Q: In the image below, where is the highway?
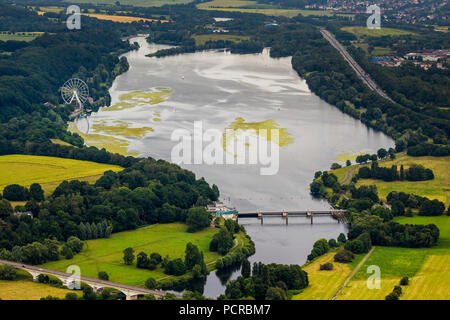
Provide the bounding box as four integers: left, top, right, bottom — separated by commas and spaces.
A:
320, 29, 394, 103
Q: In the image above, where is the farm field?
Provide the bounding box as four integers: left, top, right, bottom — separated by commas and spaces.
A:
82, 13, 169, 23
33, 6, 64, 13
0, 32, 43, 42
0, 155, 122, 195
41, 223, 221, 287
193, 34, 250, 45
336, 215, 450, 300
0, 271, 81, 300
197, 0, 352, 18
62, 0, 193, 7
292, 250, 365, 300
341, 26, 416, 38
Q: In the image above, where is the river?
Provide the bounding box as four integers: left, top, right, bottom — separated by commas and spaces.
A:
78, 36, 394, 297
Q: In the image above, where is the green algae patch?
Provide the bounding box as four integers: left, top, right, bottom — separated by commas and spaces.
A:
106, 88, 173, 112
152, 111, 162, 122
68, 122, 138, 156
335, 151, 364, 162
93, 120, 154, 139
223, 117, 293, 148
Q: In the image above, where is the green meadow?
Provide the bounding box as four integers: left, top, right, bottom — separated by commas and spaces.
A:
41, 223, 221, 287
341, 26, 416, 38
336, 215, 450, 300
331, 154, 450, 205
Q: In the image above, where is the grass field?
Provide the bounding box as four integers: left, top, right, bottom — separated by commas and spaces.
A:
62, 0, 192, 7
83, 13, 169, 23
396, 216, 450, 250
331, 154, 450, 205
0, 271, 81, 300
33, 6, 65, 13
341, 26, 416, 38
0, 32, 43, 42
197, 0, 351, 18
356, 155, 450, 206
0, 155, 122, 195
192, 34, 250, 46
41, 223, 221, 287
292, 251, 365, 300
335, 215, 450, 300
50, 138, 75, 147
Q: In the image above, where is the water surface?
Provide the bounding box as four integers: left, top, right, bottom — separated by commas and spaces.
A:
86, 36, 394, 298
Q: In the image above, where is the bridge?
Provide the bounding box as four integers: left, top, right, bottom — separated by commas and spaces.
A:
235, 210, 346, 224
0, 259, 179, 300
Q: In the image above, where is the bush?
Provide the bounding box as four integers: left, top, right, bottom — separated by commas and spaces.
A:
337, 233, 347, 243
3, 184, 29, 201
334, 250, 354, 263
385, 292, 399, 300
345, 239, 365, 254
186, 207, 212, 232
0, 264, 17, 280
319, 262, 334, 270
164, 258, 187, 276
150, 253, 162, 264
400, 276, 409, 286
393, 285, 402, 296
38, 274, 50, 283
307, 238, 329, 261
265, 287, 287, 300
65, 293, 78, 300
145, 277, 157, 289
66, 236, 84, 254
328, 239, 339, 248
419, 199, 445, 216
98, 271, 109, 281
136, 252, 149, 269
61, 244, 74, 259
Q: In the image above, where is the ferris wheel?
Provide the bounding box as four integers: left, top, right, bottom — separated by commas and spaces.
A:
61, 78, 90, 133
61, 78, 89, 108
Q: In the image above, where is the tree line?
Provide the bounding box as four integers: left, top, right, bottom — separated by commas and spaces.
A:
358, 162, 434, 182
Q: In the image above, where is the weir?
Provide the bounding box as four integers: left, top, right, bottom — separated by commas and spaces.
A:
235, 210, 346, 225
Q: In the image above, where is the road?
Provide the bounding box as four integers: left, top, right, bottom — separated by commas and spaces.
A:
330, 246, 376, 300
0, 259, 178, 298
340, 166, 357, 185
320, 29, 394, 103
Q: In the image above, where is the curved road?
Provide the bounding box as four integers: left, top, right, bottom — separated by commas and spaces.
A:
340, 166, 357, 185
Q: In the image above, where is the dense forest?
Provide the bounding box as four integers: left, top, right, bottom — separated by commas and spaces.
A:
0, 159, 219, 257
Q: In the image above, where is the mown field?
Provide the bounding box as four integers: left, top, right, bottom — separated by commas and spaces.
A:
0, 155, 122, 195
0, 270, 81, 300
292, 215, 450, 300
336, 216, 450, 300
292, 250, 365, 300
341, 26, 416, 38
193, 34, 250, 46
41, 223, 221, 287
332, 154, 450, 206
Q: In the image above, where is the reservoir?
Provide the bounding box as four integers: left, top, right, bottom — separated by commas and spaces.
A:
75, 36, 394, 297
